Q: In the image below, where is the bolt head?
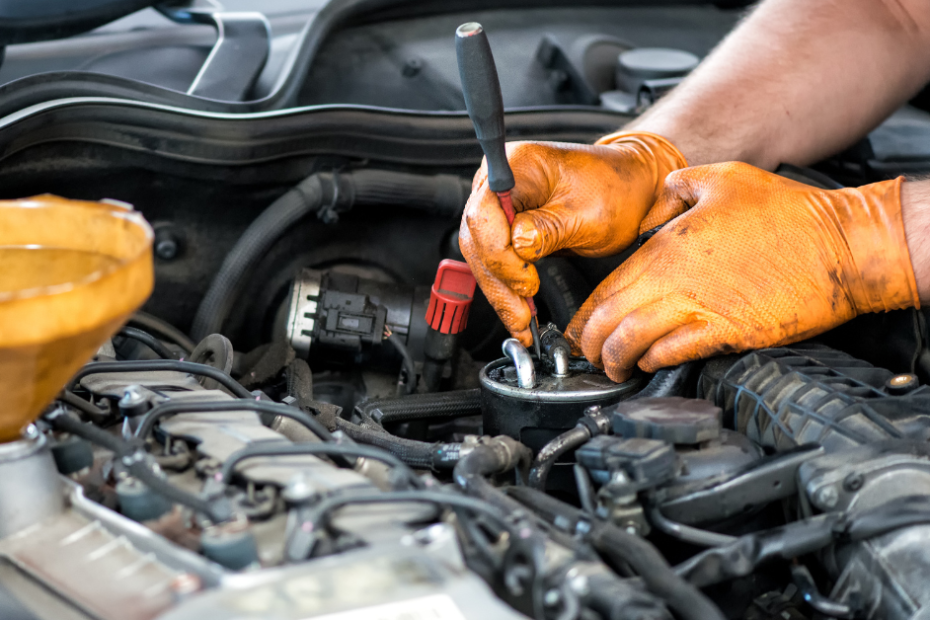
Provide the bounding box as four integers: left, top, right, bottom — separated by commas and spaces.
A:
843, 472, 864, 493
22, 424, 39, 440
402, 58, 423, 77
817, 485, 839, 508
155, 239, 178, 260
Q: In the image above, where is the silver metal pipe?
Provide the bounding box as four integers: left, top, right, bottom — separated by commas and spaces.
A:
501, 338, 535, 389
0, 429, 64, 539
552, 346, 570, 377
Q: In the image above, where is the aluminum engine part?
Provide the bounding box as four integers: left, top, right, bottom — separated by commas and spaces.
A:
6, 369, 439, 618
799, 441, 930, 619
0, 479, 225, 620
157, 529, 527, 620
0, 431, 64, 539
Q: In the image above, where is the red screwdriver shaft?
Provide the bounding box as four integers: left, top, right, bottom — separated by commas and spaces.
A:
496, 190, 539, 319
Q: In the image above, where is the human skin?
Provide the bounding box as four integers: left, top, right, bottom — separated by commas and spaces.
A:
462, 0, 930, 373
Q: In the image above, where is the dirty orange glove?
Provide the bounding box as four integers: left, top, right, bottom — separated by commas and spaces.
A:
459, 131, 687, 346
566, 162, 921, 382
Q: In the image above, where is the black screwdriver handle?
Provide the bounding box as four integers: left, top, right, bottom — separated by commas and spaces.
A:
455, 22, 515, 194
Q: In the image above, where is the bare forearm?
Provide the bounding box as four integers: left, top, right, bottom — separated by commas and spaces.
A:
902, 179, 930, 304
628, 0, 930, 169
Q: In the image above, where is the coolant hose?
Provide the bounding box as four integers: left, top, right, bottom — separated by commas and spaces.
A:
527, 426, 591, 490
191, 170, 468, 340
358, 389, 482, 426
453, 437, 533, 499
630, 361, 697, 400
192, 174, 324, 341
528, 406, 610, 490
333, 417, 460, 470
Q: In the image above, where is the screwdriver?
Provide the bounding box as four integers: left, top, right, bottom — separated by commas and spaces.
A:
455, 21, 542, 358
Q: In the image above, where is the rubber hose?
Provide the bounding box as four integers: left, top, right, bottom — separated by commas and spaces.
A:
630, 361, 697, 401
334, 417, 449, 470
506, 486, 724, 620
134, 399, 335, 444
347, 169, 469, 218
129, 311, 196, 354
191, 170, 467, 341
454, 439, 533, 500
118, 326, 176, 359
590, 525, 726, 620
285, 358, 314, 405
219, 442, 424, 489
46, 413, 231, 523
58, 390, 108, 422
69, 360, 252, 399
191, 174, 324, 340
534, 257, 590, 329
359, 389, 482, 426
527, 426, 591, 490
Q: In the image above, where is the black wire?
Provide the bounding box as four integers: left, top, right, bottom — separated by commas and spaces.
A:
117, 326, 176, 359
573, 464, 597, 516
45, 410, 231, 523
128, 311, 196, 354
646, 503, 737, 547
220, 442, 424, 489
134, 399, 335, 444
506, 486, 725, 620
58, 390, 108, 422
68, 360, 252, 399
308, 490, 517, 539
386, 333, 417, 394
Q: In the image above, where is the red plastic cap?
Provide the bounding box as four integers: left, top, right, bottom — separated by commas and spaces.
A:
426, 259, 477, 334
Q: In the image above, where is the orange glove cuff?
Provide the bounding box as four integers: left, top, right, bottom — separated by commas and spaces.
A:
836, 177, 920, 313
595, 131, 689, 199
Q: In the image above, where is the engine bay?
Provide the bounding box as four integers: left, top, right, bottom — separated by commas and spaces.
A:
5, 2, 930, 620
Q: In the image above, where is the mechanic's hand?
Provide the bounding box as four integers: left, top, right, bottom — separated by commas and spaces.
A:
459, 131, 687, 346
566, 162, 920, 382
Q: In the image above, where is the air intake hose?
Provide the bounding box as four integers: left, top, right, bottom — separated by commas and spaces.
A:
191, 170, 468, 341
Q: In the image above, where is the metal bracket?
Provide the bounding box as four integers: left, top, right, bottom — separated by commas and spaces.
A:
158, 1, 270, 101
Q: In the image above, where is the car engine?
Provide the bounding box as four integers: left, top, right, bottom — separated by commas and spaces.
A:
4, 2, 930, 620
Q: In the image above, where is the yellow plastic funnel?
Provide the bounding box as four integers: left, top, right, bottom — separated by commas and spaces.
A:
0, 195, 153, 442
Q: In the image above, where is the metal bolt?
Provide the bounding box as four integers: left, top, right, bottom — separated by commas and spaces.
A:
153, 226, 182, 261
155, 238, 178, 260
885, 373, 919, 395
402, 57, 423, 77
567, 572, 590, 596
843, 472, 864, 492
22, 424, 39, 440
282, 473, 317, 504
816, 485, 839, 509
544, 589, 561, 606
120, 385, 146, 408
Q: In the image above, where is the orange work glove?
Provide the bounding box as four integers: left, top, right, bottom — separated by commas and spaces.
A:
566, 162, 921, 382
459, 131, 687, 346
